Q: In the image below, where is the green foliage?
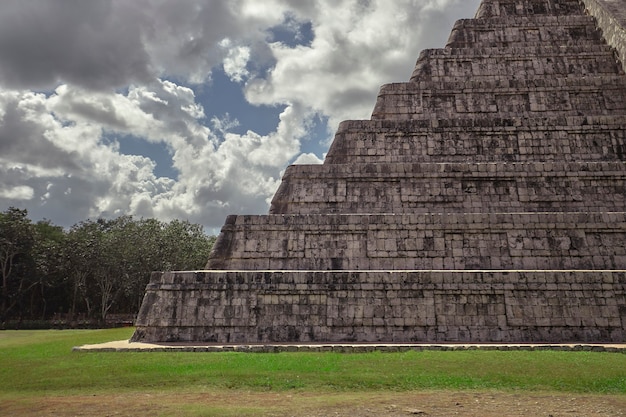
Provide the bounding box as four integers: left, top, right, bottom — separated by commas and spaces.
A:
0, 208, 215, 324
0, 208, 36, 321
1, 329, 626, 395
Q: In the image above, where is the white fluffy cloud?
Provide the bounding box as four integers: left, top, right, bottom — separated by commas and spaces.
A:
0, 0, 481, 231
246, 0, 480, 132
220, 39, 252, 83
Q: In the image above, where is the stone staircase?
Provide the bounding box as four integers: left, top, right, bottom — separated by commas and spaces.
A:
132, 0, 626, 344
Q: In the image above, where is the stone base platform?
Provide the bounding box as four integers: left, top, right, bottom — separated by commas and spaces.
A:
132, 270, 626, 345
73, 340, 626, 354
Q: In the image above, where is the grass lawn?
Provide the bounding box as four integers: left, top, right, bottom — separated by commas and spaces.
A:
1, 328, 625, 416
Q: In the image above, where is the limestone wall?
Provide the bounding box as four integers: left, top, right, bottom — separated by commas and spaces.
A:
446, 15, 602, 48
372, 77, 626, 120
270, 162, 626, 215
206, 212, 626, 271
475, 0, 584, 18
133, 270, 626, 344
324, 117, 626, 164
410, 45, 622, 83
583, 0, 626, 73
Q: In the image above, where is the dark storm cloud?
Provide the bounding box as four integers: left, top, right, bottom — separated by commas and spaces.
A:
0, 0, 265, 91
0, 0, 153, 90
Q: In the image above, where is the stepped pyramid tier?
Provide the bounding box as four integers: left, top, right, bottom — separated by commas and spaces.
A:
132, 0, 626, 344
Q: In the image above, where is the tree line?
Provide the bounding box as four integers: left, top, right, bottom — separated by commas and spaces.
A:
0, 207, 215, 327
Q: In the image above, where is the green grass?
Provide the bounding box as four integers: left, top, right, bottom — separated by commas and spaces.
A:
1, 328, 625, 395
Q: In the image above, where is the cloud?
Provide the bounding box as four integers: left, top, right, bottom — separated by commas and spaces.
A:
0, 90, 81, 174
246, 0, 480, 131
0, 86, 174, 224
292, 153, 324, 165
0, 0, 284, 90
0, 0, 481, 231
159, 101, 310, 227
0, 185, 34, 201
0, 78, 308, 230
0, 1, 153, 90
220, 39, 252, 83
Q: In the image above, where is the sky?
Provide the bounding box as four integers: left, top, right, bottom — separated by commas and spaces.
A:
0, 0, 481, 234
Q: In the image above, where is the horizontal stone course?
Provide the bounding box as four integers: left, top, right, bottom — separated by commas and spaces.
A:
410, 47, 623, 82
372, 76, 626, 120
446, 15, 602, 48
336, 115, 626, 131
476, 0, 585, 18
132, 270, 626, 344
414, 44, 616, 60
206, 212, 626, 271
270, 161, 626, 215
325, 116, 626, 163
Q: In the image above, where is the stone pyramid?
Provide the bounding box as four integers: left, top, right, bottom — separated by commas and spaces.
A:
132, 0, 626, 344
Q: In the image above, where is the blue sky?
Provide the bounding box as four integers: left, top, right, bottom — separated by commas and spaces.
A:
0, 0, 481, 233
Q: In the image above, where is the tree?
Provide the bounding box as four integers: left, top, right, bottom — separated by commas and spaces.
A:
99, 217, 216, 317
159, 220, 216, 271
0, 207, 35, 322
97, 216, 138, 320
64, 220, 103, 319
115, 217, 165, 314
0, 209, 216, 324
31, 220, 68, 319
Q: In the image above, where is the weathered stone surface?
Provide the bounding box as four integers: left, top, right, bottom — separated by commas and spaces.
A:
410, 46, 623, 83
476, 0, 586, 17
372, 77, 626, 120
446, 15, 604, 48
132, 0, 626, 344
324, 117, 626, 164
133, 271, 626, 343
205, 212, 626, 271
270, 162, 626, 214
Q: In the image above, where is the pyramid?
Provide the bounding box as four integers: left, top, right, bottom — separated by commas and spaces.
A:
132, 0, 626, 344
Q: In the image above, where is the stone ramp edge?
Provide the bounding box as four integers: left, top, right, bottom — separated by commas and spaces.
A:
73, 340, 626, 353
